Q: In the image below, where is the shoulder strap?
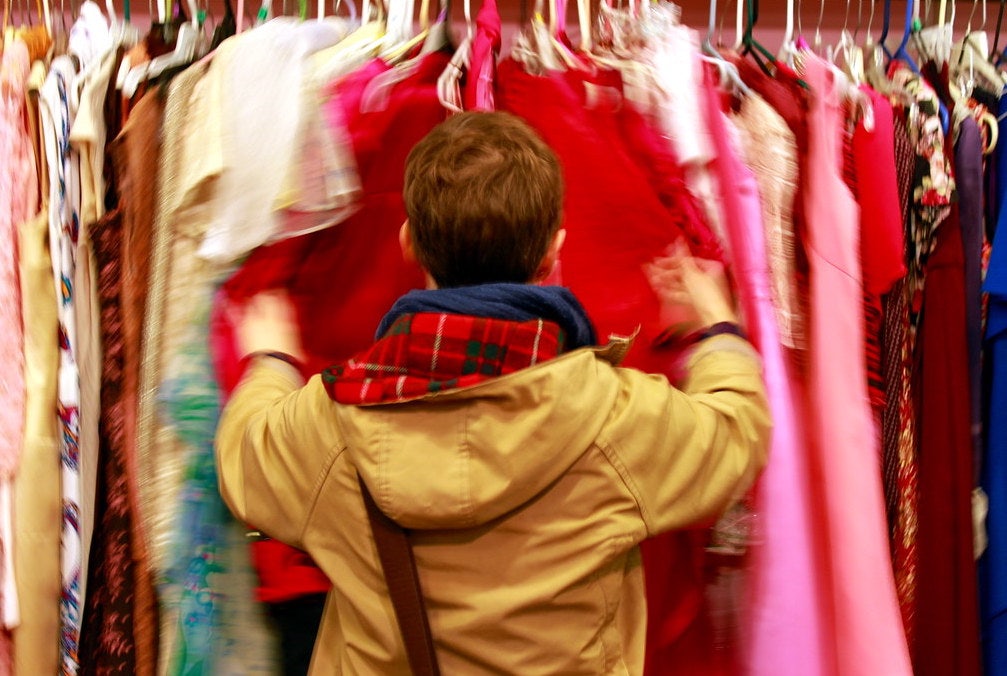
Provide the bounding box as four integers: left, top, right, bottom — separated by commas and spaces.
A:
358, 475, 441, 676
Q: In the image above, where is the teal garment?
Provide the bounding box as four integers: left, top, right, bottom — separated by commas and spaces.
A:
159, 301, 227, 676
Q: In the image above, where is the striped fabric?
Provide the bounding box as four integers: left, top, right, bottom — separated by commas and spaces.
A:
40, 57, 83, 676
882, 117, 921, 644
323, 312, 566, 405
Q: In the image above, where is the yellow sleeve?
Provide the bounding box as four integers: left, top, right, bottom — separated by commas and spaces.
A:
214, 359, 345, 547
602, 334, 772, 535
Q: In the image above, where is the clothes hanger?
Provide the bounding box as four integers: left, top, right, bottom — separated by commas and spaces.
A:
888, 0, 921, 68
210, 0, 234, 47
334, 0, 356, 22
436, 0, 475, 111
988, 0, 1007, 63
954, 0, 1005, 84
740, 0, 776, 75
852, 0, 869, 74
731, 0, 742, 50
880, 0, 894, 55
547, 0, 582, 68
833, 0, 866, 84
813, 0, 825, 54
990, 0, 1003, 59
703, 0, 752, 96
121, 0, 198, 95
779, 0, 800, 65
890, 0, 953, 133
380, 0, 428, 62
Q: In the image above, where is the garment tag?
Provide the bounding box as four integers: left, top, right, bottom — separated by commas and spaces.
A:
583, 81, 622, 112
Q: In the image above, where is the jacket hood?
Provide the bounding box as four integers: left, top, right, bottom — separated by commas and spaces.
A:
335, 347, 625, 529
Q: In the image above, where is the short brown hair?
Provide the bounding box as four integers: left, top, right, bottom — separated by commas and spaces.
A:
403, 112, 564, 288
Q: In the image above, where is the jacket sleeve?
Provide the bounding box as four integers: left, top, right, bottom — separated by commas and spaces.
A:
602, 334, 771, 536
214, 359, 344, 548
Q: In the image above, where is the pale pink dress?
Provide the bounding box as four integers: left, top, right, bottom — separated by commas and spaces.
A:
801, 55, 912, 675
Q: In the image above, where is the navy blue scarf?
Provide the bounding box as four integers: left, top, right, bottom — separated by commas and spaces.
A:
376, 284, 598, 349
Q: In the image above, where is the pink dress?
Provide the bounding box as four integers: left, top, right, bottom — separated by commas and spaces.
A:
700, 77, 830, 675
801, 56, 912, 676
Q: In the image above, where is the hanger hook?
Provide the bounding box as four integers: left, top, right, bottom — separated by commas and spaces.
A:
815, 0, 824, 50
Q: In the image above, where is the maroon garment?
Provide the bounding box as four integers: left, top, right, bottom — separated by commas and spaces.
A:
496, 59, 727, 675
78, 209, 139, 676
913, 186, 982, 676
461, 0, 500, 112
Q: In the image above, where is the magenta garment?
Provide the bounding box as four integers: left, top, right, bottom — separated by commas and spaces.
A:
801, 57, 912, 675
698, 75, 830, 676
461, 0, 500, 112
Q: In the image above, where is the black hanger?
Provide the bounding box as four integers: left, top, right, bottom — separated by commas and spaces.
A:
211, 0, 235, 49
991, 0, 1005, 61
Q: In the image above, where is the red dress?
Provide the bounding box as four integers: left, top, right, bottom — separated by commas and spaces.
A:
211, 52, 450, 602
497, 58, 727, 675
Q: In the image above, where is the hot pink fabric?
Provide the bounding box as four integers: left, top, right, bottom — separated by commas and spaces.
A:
699, 71, 830, 676
801, 56, 912, 676
462, 0, 500, 112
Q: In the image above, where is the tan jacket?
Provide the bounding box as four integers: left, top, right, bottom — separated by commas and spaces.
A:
215, 334, 770, 675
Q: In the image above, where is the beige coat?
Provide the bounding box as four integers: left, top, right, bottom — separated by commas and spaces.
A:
215, 334, 771, 675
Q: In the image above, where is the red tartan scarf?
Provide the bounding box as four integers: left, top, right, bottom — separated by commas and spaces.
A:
322, 312, 567, 404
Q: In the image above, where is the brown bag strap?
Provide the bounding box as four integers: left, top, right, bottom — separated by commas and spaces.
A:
358, 475, 441, 676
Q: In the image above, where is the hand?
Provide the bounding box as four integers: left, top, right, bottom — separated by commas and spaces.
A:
644, 240, 737, 335
231, 290, 305, 362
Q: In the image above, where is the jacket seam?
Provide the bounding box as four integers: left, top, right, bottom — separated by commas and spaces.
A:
462, 408, 474, 527
595, 437, 655, 536
299, 443, 347, 543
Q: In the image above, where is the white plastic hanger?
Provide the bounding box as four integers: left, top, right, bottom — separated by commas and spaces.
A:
121, 1, 199, 96
703, 0, 751, 97
436, 0, 474, 112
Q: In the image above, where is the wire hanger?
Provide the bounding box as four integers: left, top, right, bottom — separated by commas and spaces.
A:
779, 0, 800, 65
741, 0, 776, 74
991, 0, 1003, 59
732, 0, 744, 51
833, 0, 867, 83
812, 0, 824, 53
703, 0, 752, 96
121, 0, 198, 95
888, 0, 921, 68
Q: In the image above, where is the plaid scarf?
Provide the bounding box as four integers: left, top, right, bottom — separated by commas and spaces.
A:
322, 313, 567, 404
324, 285, 595, 404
